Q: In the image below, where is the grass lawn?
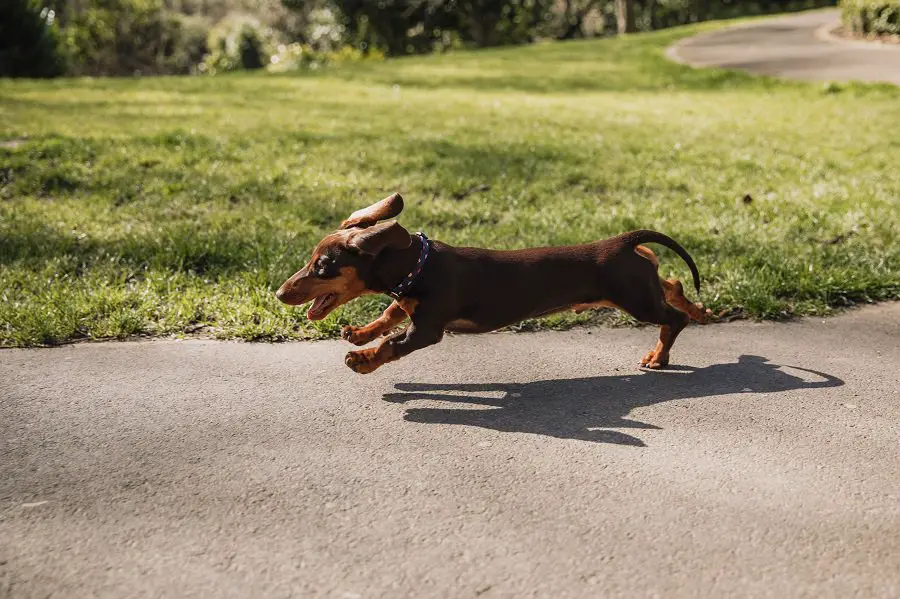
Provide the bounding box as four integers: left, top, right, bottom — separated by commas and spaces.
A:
2, 17, 899, 347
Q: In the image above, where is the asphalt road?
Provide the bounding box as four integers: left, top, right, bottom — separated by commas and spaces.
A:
3, 304, 900, 597
670, 10, 900, 86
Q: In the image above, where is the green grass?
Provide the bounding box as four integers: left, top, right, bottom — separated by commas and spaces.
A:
2, 17, 899, 346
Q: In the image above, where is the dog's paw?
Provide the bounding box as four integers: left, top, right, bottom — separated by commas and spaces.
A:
341, 325, 377, 346
640, 349, 669, 369
695, 303, 714, 325
345, 348, 381, 374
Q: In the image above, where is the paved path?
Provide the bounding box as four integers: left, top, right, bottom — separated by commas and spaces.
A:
3, 304, 900, 597
670, 10, 900, 85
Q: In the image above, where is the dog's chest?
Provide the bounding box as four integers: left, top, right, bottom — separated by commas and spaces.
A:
444, 318, 495, 334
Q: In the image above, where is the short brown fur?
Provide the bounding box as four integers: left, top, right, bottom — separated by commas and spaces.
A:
277, 193, 712, 373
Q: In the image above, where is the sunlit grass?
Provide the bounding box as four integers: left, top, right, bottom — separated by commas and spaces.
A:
1, 17, 898, 346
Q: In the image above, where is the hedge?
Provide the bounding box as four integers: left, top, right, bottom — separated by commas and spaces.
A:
841, 0, 900, 35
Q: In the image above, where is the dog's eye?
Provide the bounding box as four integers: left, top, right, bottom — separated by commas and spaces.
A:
314, 258, 335, 278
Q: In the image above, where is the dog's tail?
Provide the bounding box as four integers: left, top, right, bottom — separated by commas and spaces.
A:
620, 230, 701, 293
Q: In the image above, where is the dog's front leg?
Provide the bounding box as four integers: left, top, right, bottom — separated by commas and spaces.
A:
345, 319, 444, 374
341, 301, 408, 346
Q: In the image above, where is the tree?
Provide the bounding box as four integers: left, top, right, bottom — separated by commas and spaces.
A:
456, 0, 507, 47
0, 0, 67, 77
615, 0, 635, 33
431, 0, 550, 49
693, 0, 710, 22
557, 0, 601, 39
326, 0, 455, 55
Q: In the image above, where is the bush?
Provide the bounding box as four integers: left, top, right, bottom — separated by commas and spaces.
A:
63, 0, 200, 76
168, 14, 212, 74
201, 13, 280, 74
304, 6, 347, 51
841, 0, 900, 35
0, 0, 66, 77
333, 0, 463, 55
266, 42, 383, 72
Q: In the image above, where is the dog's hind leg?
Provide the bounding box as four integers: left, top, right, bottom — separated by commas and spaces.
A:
640, 315, 688, 368
635, 300, 690, 369
605, 261, 690, 369
661, 278, 712, 324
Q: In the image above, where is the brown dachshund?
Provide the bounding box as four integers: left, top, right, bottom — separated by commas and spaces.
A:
276, 193, 711, 374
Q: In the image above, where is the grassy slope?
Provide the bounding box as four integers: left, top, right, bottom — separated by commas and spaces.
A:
1, 19, 899, 346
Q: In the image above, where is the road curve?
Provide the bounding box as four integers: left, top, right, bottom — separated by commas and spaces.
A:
670, 10, 900, 86
3, 304, 900, 597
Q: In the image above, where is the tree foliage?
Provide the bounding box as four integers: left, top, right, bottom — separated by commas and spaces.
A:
1, 0, 838, 76
0, 0, 67, 77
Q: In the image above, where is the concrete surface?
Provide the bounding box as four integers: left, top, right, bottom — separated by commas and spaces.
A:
669, 10, 900, 86
2, 304, 900, 598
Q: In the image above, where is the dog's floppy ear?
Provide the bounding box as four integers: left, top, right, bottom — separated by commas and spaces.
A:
341, 192, 404, 229
348, 221, 411, 256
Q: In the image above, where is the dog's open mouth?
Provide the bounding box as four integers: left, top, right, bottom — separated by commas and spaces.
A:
307, 293, 338, 320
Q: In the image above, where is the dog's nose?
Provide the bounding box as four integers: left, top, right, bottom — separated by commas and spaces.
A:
275, 287, 287, 302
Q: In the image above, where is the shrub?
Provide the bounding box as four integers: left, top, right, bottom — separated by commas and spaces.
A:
62, 0, 197, 76
841, 0, 900, 35
0, 0, 66, 77
201, 13, 280, 74
331, 0, 462, 55
305, 6, 347, 51
168, 14, 212, 74
266, 42, 383, 72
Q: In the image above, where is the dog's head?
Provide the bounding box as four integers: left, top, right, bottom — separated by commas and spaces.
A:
275, 192, 412, 320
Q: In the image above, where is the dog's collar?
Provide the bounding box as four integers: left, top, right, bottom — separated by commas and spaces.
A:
389, 232, 430, 299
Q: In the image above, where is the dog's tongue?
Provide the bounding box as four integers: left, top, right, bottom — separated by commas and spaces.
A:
307, 294, 335, 320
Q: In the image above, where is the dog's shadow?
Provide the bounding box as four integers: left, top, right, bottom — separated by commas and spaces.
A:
383, 355, 844, 446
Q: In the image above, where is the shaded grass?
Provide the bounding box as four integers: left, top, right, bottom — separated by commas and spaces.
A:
1, 14, 899, 346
